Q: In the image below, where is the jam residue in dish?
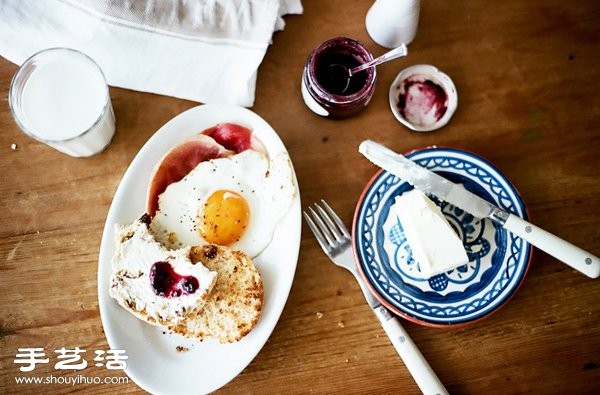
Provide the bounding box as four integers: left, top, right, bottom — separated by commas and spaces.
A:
150, 261, 199, 297
396, 77, 448, 127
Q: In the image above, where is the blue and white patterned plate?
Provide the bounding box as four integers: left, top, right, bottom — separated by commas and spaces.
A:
352, 147, 532, 327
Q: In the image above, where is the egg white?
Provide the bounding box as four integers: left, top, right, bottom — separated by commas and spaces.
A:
150, 149, 295, 258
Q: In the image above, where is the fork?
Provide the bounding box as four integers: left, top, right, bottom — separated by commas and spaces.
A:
304, 200, 448, 395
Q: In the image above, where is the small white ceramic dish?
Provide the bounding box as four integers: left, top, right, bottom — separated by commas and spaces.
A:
389, 64, 458, 132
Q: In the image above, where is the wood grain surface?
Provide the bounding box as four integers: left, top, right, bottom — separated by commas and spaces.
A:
1, 0, 599, 394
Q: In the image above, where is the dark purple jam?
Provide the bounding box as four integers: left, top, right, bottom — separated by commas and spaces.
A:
315, 51, 368, 95
397, 78, 448, 126
303, 37, 376, 118
149, 261, 199, 298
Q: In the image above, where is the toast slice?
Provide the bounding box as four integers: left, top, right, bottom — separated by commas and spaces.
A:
169, 244, 264, 343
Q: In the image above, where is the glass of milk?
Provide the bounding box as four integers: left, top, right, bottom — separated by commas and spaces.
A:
9, 48, 116, 157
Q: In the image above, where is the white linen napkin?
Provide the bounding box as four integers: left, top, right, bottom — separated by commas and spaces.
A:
0, 0, 302, 107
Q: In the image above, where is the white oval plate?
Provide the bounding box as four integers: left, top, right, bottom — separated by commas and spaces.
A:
97, 104, 301, 394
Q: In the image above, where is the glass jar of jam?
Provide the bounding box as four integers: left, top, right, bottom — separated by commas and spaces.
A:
301, 37, 377, 118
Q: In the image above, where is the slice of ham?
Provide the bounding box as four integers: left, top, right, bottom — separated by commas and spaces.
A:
202, 123, 268, 157
146, 123, 266, 217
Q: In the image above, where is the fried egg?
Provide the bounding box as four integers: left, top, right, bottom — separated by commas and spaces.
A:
150, 149, 295, 258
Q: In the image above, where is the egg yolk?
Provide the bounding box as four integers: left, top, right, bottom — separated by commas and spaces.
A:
198, 190, 250, 246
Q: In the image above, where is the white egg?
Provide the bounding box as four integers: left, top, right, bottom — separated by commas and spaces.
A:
150, 149, 295, 258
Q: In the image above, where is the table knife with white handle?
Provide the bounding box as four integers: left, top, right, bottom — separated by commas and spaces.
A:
359, 140, 599, 279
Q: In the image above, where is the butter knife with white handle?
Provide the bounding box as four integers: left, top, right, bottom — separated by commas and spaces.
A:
359, 140, 600, 279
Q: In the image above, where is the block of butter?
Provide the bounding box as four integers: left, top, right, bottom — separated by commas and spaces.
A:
392, 189, 469, 278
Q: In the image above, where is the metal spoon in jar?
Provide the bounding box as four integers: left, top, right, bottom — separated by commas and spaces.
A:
328, 43, 408, 94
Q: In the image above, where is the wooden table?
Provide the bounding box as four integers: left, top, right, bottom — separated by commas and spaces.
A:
1, 1, 599, 393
